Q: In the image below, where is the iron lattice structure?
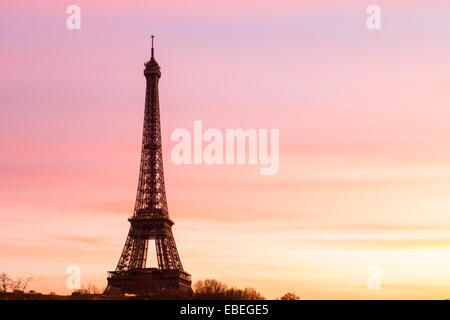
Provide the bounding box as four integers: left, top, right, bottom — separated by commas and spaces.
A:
106, 37, 190, 295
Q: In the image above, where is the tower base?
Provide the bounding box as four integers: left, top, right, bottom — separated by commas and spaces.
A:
105, 268, 193, 298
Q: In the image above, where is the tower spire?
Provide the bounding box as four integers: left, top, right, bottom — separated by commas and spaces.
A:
151, 35, 154, 58
144, 35, 161, 77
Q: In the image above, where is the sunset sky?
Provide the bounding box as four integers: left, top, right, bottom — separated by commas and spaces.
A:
1, 1, 450, 299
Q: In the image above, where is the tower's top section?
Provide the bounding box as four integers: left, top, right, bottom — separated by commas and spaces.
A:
144, 35, 161, 77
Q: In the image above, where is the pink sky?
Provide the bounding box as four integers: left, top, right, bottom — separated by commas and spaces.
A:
1, 1, 450, 299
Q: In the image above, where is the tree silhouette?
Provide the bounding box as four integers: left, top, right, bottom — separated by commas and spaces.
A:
0, 273, 11, 293
193, 279, 265, 300
10, 277, 33, 291
193, 279, 228, 299
279, 292, 300, 300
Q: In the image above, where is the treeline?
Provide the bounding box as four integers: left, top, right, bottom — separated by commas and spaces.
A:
193, 279, 299, 300
193, 279, 265, 299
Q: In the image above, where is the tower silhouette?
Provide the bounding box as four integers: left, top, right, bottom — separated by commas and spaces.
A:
105, 37, 192, 296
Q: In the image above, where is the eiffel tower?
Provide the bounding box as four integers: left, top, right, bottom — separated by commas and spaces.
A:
105, 36, 192, 296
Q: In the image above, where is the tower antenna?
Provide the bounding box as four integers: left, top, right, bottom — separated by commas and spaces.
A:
151, 35, 155, 58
